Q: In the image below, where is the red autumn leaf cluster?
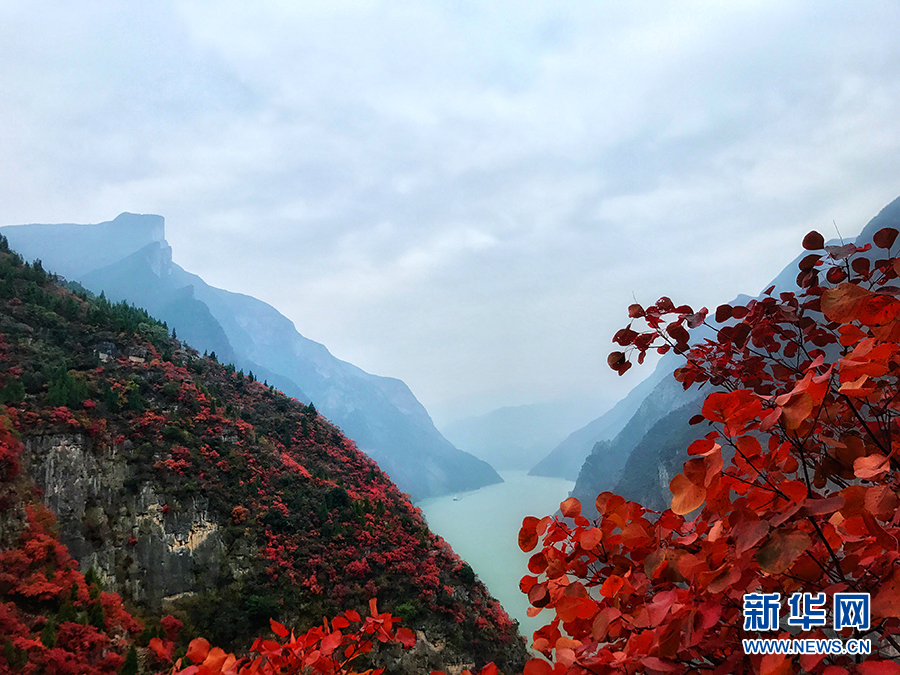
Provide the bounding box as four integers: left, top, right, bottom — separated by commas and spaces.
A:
0, 417, 143, 674
520, 228, 900, 673
163, 599, 498, 675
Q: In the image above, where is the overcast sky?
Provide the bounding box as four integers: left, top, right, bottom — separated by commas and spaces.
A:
2, 2, 900, 425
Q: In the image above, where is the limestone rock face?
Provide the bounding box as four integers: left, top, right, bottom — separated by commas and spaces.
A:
21, 434, 232, 611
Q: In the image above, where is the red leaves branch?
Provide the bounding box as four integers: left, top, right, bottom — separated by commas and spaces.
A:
520, 227, 900, 673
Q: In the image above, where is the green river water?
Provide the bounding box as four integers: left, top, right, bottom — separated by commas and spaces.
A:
418, 470, 574, 642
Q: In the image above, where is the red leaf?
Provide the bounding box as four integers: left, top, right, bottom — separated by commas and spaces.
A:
761, 653, 792, 675
666, 322, 690, 345
669, 473, 705, 515
524, 659, 553, 675
799, 253, 821, 271
852, 256, 871, 275
395, 627, 416, 649
560, 497, 581, 519
687, 437, 717, 456
148, 637, 174, 663
801, 494, 844, 516
802, 231, 825, 250
613, 327, 638, 346
528, 552, 548, 574
702, 390, 761, 436
781, 393, 813, 430
600, 575, 625, 598
733, 520, 770, 555
826, 266, 847, 284
686, 308, 708, 328
714, 304, 732, 323
756, 530, 811, 574
839, 374, 872, 397
202, 648, 229, 671
838, 323, 867, 346
519, 517, 539, 552
320, 630, 342, 655
579, 528, 603, 551
608, 351, 631, 375
186, 637, 210, 664
735, 435, 762, 458
528, 584, 550, 607
857, 661, 900, 675
854, 453, 890, 480
779, 480, 807, 504
821, 283, 872, 323
825, 243, 856, 260
873, 227, 899, 250
270, 618, 289, 638
873, 569, 900, 618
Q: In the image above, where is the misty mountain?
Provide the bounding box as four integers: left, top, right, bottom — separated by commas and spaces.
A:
564, 194, 900, 511
439, 399, 603, 471
1, 213, 501, 500
528, 361, 672, 481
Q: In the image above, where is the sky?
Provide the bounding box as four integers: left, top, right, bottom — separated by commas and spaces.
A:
2, 2, 900, 426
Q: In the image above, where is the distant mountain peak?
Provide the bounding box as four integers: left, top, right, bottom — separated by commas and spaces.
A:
2, 213, 167, 279
111, 211, 166, 235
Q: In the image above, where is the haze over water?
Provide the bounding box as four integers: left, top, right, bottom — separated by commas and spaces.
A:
419, 470, 574, 641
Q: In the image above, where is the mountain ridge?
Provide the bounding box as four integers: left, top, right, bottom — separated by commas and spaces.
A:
1, 214, 500, 500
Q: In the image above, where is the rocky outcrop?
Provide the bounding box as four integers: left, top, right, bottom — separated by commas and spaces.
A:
20, 433, 234, 612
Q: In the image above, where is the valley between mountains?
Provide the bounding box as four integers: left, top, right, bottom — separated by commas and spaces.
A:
4, 195, 900, 673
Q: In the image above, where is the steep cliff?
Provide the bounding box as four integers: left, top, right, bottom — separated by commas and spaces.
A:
0, 242, 527, 673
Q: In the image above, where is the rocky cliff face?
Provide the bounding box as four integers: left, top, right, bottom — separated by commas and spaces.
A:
21, 434, 234, 612
568, 373, 704, 515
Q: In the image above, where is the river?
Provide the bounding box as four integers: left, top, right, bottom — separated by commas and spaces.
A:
418, 470, 574, 642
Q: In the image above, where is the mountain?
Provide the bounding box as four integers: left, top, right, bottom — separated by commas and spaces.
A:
0, 214, 501, 500
527, 362, 673, 481
0, 242, 528, 672
440, 399, 602, 471
565, 194, 900, 511
567, 371, 705, 515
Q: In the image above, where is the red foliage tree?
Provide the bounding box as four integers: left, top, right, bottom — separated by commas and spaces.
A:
163, 599, 498, 675
520, 228, 900, 673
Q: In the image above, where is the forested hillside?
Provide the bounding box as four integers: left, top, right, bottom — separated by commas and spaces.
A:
0, 239, 526, 673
